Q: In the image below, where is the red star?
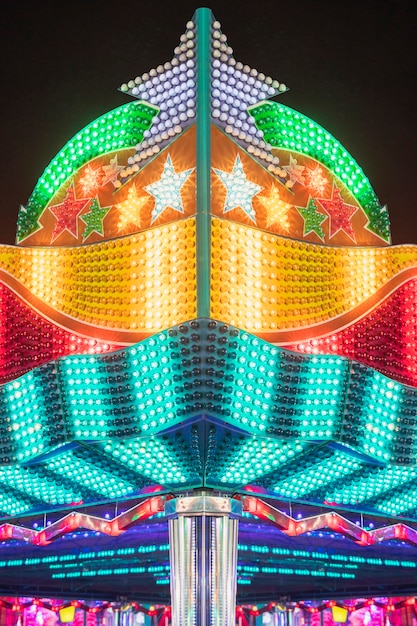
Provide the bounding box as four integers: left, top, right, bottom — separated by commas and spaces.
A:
317, 184, 358, 241
50, 185, 90, 242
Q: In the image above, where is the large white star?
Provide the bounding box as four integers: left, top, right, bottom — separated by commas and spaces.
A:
213, 155, 263, 223
145, 155, 194, 224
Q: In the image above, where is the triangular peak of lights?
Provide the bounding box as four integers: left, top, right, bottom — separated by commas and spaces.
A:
209, 14, 287, 153
119, 9, 288, 177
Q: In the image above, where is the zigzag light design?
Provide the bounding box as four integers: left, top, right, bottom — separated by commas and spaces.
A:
0, 320, 416, 519
1, 494, 417, 549
1, 319, 417, 467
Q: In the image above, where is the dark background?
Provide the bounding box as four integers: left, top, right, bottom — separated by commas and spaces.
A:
0, 0, 416, 245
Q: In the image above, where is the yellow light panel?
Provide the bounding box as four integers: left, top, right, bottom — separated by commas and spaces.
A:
210, 218, 417, 336
0, 218, 196, 339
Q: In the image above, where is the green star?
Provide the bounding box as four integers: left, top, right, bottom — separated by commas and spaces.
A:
297, 196, 327, 240
80, 197, 112, 241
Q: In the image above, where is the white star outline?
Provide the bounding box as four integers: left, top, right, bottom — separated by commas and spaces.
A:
213, 155, 263, 223
145, 155, 194, 224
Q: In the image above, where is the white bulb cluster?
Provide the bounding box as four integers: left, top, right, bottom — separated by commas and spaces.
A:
119, 18, 287, 183
119, 22, 197, 179
210, 22, 286, 177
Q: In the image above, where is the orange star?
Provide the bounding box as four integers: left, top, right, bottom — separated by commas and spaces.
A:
258, 186, 292, 232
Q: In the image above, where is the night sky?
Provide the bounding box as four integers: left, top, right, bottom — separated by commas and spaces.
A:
0, 0, 416, 245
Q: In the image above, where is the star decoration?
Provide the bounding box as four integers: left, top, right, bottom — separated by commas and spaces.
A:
50, 185, 90, 242
115, 185, 148, 231
305, 164, 329, 196
297, 196, 327, 241
80, 197, 112, 241
257, 186, 292, 232
213, 155, 263, 224
145, 155, 194, 224
79, 165, 102, 195
101, 156, 124, 187
317, 184, 358, 241
123, 21, 285, 159
283, 155, 305, 186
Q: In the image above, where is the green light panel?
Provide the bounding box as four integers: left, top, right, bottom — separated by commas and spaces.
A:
16, 101, 157, 242
326, 461, 417, 505
0, 484, 39, 516
0, 544, 170, 569
341, 364, 406, 463
1, 363, 67, 464
0, 321, 417, 466
371, 482, 417, 517
102, 435, 200, 486
45, 449, 140, 500
226, 333, 349, 440
249, 101, 390, 241
0, 465, 82, 506
266, 449, 363, 499
57, 334, 192, 442
207, 436, 306, 485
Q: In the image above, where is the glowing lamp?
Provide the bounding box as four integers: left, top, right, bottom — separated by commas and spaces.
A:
59, 606, 76, 623
331, 606, 348, 623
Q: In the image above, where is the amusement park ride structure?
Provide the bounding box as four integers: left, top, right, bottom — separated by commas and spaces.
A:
0, 7, 416, 624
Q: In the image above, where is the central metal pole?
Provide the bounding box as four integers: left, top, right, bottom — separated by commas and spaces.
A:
195, 6, 212, 318
166, 495, 241, 626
